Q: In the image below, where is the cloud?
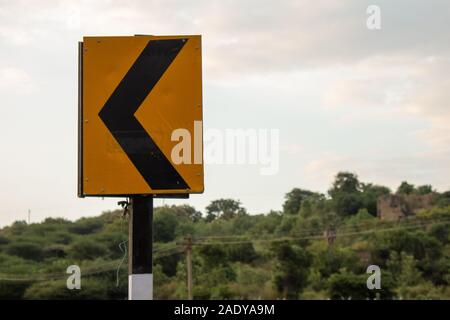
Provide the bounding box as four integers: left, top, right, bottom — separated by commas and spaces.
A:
322, 56, 450, 153
323, 56, 415, 110
1, 0, 449, 77
303, 151, 450, 193
404, 58, 450, 116
280, 143, 304, 156
0, 67, 36, 93
404, 57, 450, 153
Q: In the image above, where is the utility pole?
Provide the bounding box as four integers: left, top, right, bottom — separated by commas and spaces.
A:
185, 234, 193, 300
128, 196, 153, 300
27, 209, 31, 224
325, 226, 336, 246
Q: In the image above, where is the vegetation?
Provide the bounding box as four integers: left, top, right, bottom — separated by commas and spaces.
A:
0, 172, 449, 299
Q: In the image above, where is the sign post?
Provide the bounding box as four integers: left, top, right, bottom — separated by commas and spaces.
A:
128, 196, 153, 300
78, 35, 203, 300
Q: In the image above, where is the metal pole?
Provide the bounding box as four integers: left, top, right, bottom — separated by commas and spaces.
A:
186, 235, 193, 300
128, 195, 153, 300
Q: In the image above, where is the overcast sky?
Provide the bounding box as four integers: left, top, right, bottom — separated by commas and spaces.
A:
0, 0, 449, 226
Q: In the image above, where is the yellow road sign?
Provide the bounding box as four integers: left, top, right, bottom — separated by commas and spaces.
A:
78, 35, 203, 197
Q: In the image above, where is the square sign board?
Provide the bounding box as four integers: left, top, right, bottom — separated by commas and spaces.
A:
78, 35, 203, 197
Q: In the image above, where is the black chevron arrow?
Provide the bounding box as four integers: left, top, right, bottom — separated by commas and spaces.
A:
98, 39, 189, 190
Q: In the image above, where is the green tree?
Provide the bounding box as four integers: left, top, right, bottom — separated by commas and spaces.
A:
154, 207, 179, 242
172, 204, 202, 222
361, 183, 391, 216
157, 253, 182, 277
416, 185, 434, 195
205, 199, 247, 222
388, 230, 442, 261
198, 244, 228, 269
196, 245, 237, 294
386, 251, 429, 298
396, 181, 415, 195
328, 172, 364, 217
435, 191, 450, 207
282, 188, 318, 215
332, 193, 363, 217
328, 172, 361, 197
272, 242, 312, 299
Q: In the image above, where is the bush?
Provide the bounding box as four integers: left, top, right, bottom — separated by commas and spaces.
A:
428, 223, 450, 244
328, 270, 395, 300
0, 253, 39, 274
211, 284, 235, 299
68, 219, 103, 235
0, 281, 32, 299
225, 243, 258, 263
6, 242, 44, 261
0, 235, 10, 245
398, 281, 447, 299
94, 232, 127, 259
68, 240, 108, 261
193, 285, 211, 299
23, 278, 108, 300
313, 246, 361, 277
49, 232, 73, 245
346, 208, 375, 225
42, 245, 67, 259
8, 221, 28, 236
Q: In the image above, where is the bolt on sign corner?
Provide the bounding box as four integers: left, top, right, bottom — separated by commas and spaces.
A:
78, 35, 204, 197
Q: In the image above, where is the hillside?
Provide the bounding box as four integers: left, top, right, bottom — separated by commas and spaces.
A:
0, 172, 449, 299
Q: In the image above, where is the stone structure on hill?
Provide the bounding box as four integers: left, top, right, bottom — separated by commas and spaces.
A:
377, 193, 436, 220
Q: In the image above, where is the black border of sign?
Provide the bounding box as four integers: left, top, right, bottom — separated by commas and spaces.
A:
78, 41, 84, 198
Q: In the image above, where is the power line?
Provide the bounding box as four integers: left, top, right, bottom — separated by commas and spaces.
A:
194, 216, 450, 241
0, 246, 184, 282
1, 216, 448, 282
188, 218, 450, 246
